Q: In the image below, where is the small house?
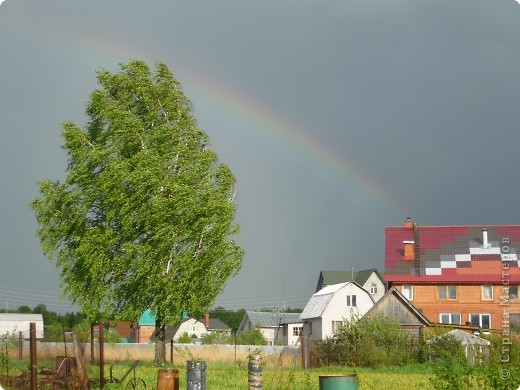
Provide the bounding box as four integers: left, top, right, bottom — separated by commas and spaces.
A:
237, 311, 303, 346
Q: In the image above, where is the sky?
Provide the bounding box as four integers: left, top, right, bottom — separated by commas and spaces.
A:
0, 0, 519, 314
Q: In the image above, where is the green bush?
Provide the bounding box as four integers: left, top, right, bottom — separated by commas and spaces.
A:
202, 330, 233, 345
428, 333, 471, 390
313, 314, 416, 368
473, 334, 520, 390
236, 328, 267, 345
176, 332, 194, 344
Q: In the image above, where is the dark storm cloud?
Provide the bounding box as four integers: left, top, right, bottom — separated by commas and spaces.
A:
0, 0, 519, 311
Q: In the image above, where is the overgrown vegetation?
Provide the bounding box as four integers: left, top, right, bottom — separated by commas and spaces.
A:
312, 315, 420, 368
201, 328, 267, 346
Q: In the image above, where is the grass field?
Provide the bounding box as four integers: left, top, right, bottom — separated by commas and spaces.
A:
2, 356, 435, 389
99, 361, 436, 390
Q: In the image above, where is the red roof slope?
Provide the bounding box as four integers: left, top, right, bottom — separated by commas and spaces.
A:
385, 223, 520, 283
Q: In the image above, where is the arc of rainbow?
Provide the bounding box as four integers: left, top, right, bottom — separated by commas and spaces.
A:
9, 11, 406, 216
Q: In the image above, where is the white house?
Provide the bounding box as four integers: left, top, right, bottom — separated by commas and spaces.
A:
238, 311, 303, 346
300, 281, 375, 341
0, 314, 44, 339
169, 318, 207, 341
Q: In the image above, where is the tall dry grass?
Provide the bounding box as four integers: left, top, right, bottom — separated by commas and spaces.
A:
8, 342, 293, 365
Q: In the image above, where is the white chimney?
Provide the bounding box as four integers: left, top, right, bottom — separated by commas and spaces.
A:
482, 228, 489, 248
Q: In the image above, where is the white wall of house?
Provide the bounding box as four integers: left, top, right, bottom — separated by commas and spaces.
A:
286, 323, 303, 346
362, 272, 385, 302
0, 314, 44, 339
173, 319, 207, 340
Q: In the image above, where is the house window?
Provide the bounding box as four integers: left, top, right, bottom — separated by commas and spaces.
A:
470, 313, 491, 329
332, 321, 343, 334
438, 285, 457, 300
370, 283, 377, 295
346, 295, 357, 307
293, 327, 303, 336
482, 285, 493, 300
509, 285, 518, 300
440, 313, 461, 325
402, 285, 413, 300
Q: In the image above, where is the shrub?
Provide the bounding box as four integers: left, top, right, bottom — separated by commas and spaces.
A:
202, 330, 233, 345
176, 332, 194, 344
236, 328, 267, 345
312, 314, 415, 368
428, 333, 471, 390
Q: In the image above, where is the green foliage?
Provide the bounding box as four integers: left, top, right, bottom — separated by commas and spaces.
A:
209, 308, 245, 332
176, 332, 194, 344
202, 330, 233, 345
473, 334, 520, 390
313, 315, 416, 368
236, 328, 267, 346
31, 59, 244, 363
428, 333, 471, 390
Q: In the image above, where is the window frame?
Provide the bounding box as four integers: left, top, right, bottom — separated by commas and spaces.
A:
331, 321, 343, 334
482, 285, 494, 301
469, 313, 491, 329
438, 285, 457, 300
402, 285, 414, 300
346, 294, 357, 307
370, 283, 378, 295
439, 313, 461, 325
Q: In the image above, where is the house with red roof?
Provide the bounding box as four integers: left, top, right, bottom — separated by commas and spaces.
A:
385, 218, 520, 332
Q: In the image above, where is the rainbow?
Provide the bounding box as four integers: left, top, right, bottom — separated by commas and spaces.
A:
9, 8, 405, 215
181, 72, 406, 215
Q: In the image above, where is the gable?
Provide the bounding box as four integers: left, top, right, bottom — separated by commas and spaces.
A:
302, 281, 374, 320
138, 309, 156, 326
365, 287, 429, 326
316, 269, 383, 292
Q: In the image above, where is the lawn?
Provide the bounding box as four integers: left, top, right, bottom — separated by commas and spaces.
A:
95, 361, 435, 390
2, 358, 435, 389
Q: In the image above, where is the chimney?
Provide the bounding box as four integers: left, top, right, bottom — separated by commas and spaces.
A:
482, 228, 489, 248
403, 240, 415, 260
404, 217, 414, 229
205, 313, 210, 329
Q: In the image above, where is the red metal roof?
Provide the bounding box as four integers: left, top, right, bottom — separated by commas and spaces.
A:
385, 223, 520, 283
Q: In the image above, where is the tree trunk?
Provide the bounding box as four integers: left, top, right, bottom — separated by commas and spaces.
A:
154, 319, 166, 365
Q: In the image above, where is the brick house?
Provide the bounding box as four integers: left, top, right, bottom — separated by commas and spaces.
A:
385, 218, 520, 331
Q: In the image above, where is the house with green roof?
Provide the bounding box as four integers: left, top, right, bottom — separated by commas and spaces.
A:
316, 268, 385, 302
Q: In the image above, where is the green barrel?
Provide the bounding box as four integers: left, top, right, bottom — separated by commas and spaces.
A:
319, 374, 358, 390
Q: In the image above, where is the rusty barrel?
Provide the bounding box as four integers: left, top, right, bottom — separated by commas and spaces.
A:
319, 374, 358, 390
187, 360, 206, 390
248, 354, 263, 389
156, 369, 179, 390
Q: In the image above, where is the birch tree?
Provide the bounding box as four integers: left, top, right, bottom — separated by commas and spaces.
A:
31, 59, 244, 364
